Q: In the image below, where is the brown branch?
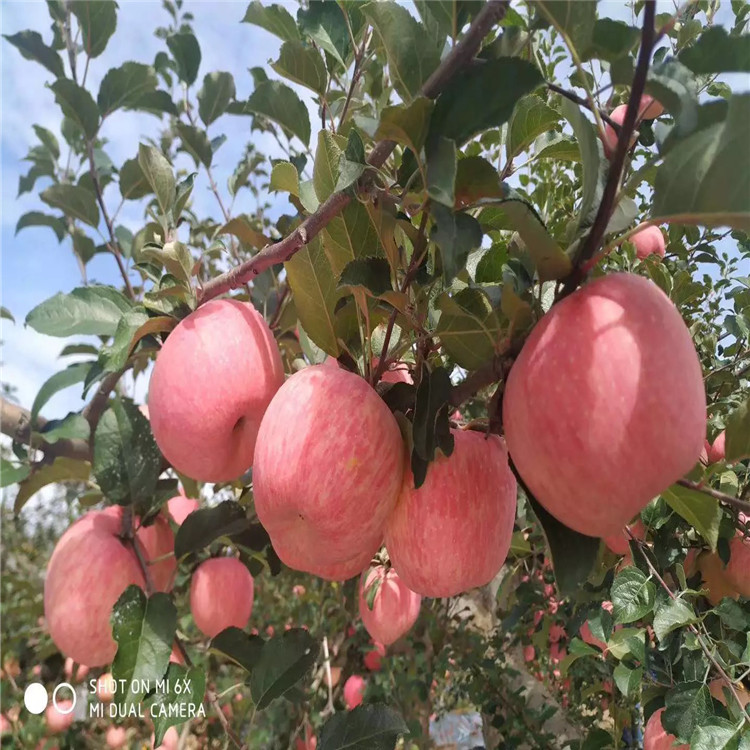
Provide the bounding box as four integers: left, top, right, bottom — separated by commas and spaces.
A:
197, 0, 510, 305
547, 82, 623, 132
81, 370, 125, 436
677, 479, 750, 515
558, 0, 657, 299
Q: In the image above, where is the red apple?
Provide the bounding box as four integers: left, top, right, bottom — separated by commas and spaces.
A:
105, 726, 127, 749
325, 666, 342, 688
725, 514, 750, 597
385, 429, 517, 597
363, 648, 382, 672
503, 273, 706, 539
45, 701, 74, 734
644, 708, 688, 750
148, 299, 284, 482
96, 673, 115, 702
709, 678, 750, 708
343, 675, 366, 709
0, 714, 11, 735
167, 494, 199, 525
358, 565, 421, 645
631, 226, 665, 260
707, 430, 726, 463
254, 365, 405, 580
136, 514, 177, 592
190, 557, 254, 638
639, 94, 664, 120
602, 104, 629, 157
579, 621, 607, 652
523, 645, 535, 662
151, 726, 179, 750
698, 551, 738, 605
603, 519, 645, 556
373, 357, 412, 384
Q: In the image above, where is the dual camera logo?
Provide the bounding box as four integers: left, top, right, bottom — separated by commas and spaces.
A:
23, 681, 76, 715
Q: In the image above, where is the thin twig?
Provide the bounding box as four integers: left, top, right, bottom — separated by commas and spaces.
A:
547, 82, 623, 132
677, 479, 750, 515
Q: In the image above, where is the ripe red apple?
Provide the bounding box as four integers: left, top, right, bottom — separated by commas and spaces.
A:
707, 430, 726, 463
358, 564, 421, 645
295, 734, 317, 750
151, 726, 179, 750
45, 701, 74, 734
372, 357, 412, 384
602, 104, 630, 157
105, 726, 127, 749
148, 299, 284, 482
503, 273, 706, 539
167, 494, 199, 525
190, 557, 254, 638
45, 507, 146, 666
385, 429, 517, 597
169, 643, 185, 665
136, 514, 177, 592
254, 365, 405, 580
343, 675, 366, 710
0, 713, 11, 735
579, 621, 607, 652
639, 94, 664, 120
709, 678, 750, 708
644, 708, 688, 750
725, 514, 750, 597
363, 646, 383, 672
603, 519, 645, 556
630, 226, 665, 260
96, 673, 115, 702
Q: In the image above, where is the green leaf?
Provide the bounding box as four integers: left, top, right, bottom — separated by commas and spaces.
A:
613, 663, 643, 699
679, 26, 750, 74
270, 161, 299, 197
314, 130, 345, 201
690, 719, 747, 750
26, 286, 131, 337
14, 457, 90, 514
138, 143, 176, 215
217, 217, 270, 249
338, 257, 392, 297
536, 1, 596, 58
334, 131, 366, 193
132, 89, 178, 117
250, 629, 318, 709
426, 136, 456, 207
40, 184, 99, 228
606, 627, 645, 661
140, 241, 194, 288
611, 567, 656, 624
15, 211, 66, 241
430, 203, 483, 283
0, 457, 30, 488
72, 230, 96, 265
4, 30, 65, 77
429, 58, 543, 146
174, 501, 253, 559
725, 396, 750, 462
31, 362, 91, 422
245, 81, 311, 146
148, 663, 205, 747
176, 122, 212, 168
33, 124, 60, 159
507, 96, 560, 160
93, 398, 162, 505
285, 236, 340, 356
662, 484, 722, 550
243, 1, 300, 42
49, 78, 100, 139
111, 587, 176, 707
98, 62, 157, 117
166, 32, 201, 86
580, 18, 639, 62
363, 2, 442, 103
198, 71, 236, 126
209, 627, 264, 672
454, 156, 505, 209
375, 98, 434, 156
98, 308, 150, 374
534, 133, 581, 162
36, 413, 90, 444
119, 157, 151, 200
319, 703, 410, 750
435, 288, 502, 370
272, 41, 326, 96
653, 597, 697, 642
297, 1, 351, 67
70, 1, 117, 58
0, 307, 15, 324
663, 682, 713, 744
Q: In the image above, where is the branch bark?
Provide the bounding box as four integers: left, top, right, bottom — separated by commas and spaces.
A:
677, 478, 750, 515
197, 0, 510, 305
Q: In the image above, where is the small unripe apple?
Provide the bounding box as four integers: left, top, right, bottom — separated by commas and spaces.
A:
386, 428, 517, 597
96, 673, 115, 702
358, 565, 421, 645
343, 675, 366, 710
45, 701, 74, 734
707, 430, 726, 463
644, 708, 688, 750
167, 494, 199, 525
503, 273, 706, 539
254, 365, 405, 580
630, 226, 665, 260
190, 557, 254, 638
148, 299, 284, 482
639, 94, 664, 120
603, 519, 645, 556
136, 514, 177, 592
105, 726, 127, 749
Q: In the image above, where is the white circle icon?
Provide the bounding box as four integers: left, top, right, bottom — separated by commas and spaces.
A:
23, 683, 48, 714
52, 683, 77, 714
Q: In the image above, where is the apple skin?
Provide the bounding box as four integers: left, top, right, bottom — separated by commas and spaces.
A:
45, 701, 74, 734
639, 94, 664, 120
698, 551, 738, 605
105, 726, 127, 749
385, 429, 517, 598
96, 673, 115, 702
643, 708, 688, 750
148, 299, 284, 482
363, 647, 382, 672
579, 622, 607, 652
725, 514, 750, 597
503, 273, 706, 539
602, 104, 629, 156
343, 675, 366, 710
254, 365, 405, 580
136, 514, 177, 592
151, 726, 179, 750
358, 565, 421, 645
631, 226, 666, 260
190, 558, 254, 638
707, 430, 726, 463
44, 507, 146, 667
167, 494, 199, 526
603, 519, 645, 556
709, 678, 750, 708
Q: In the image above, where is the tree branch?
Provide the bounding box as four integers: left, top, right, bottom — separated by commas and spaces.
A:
197, 0, 510, 306
547, 82, 623, 132
677, 478, 750, 515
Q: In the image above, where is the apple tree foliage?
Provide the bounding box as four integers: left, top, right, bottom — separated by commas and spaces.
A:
2, 0, 750, 748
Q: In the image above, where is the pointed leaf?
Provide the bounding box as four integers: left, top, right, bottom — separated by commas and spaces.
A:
662, 484, 722, 550
243, 1, 300, 42
148, 664, 205, 747
272, 41, 327, 96
175, 501, 254, 559
40, 184, 99, 228
70, 0, 117, 58
679, 26, 750, 74
297, 2, 350, 67
15, 211, 66, 241
31, 362, 91, 421
270, 161, 299, 197
611, 567, 656, 624
119, 157, 150, 200
507, 96, 560, 160
49, 79, 100, 139
138, 144, 176, 215
246, 81, 310, 145
209, 627, 264, 672
430, 203, 482, 282
4, 30, 64, 77
198, 71, 236, 126
426, 136, 456, 207
218, 217, 271, 249
166, 32, 201, 86
176, 122, 212, 168
319, 703, 410, 750
98, 62, 157, 117
14, 457, 90, 513
725, 396, 750, 463
375, 97, 434, 156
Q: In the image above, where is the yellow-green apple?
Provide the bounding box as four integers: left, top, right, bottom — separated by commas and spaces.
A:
725, 514, 750, 597
385, 429, 517, 597
644, 708, 688, 750
358, 564, 421, 645
254, 365, 405, 580
44, 508, 146, 666
148, 299, 284, 482
105, 726, 127, 749
189, 557, 254, 638
166, 493, 199, 526
631, 226, 665, 260
698, 551, 738, 605
136, 514, 177, 592
603, 519, 645, 556
343, 675, 366, 709
707, 430, 726, 463
45, 701, 74, 734
503, 273, 706, 539
639, 94, 664, 119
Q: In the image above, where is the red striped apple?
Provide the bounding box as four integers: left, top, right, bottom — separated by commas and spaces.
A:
707, 430, 726, 463
148, 299, 284, 482
254, 365, 405, 580
359, 564, 421, 645
644, 708, 688, 750
503, 273, 706, 539
190, 557, 254, 638
167, 493, 199, 525
385, 429, 517, 597
343, 675, 366, 709
631, 226, 665, 260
